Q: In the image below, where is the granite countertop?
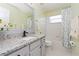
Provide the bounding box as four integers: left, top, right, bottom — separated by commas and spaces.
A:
0, 34, 45, 56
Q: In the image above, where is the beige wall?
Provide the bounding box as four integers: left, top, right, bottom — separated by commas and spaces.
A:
70, 4, 79, 55
70, 4, 79, 42
43, 9, 61, 17
71, 4, 79, 17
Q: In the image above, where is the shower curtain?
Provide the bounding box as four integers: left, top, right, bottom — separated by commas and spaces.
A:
62, 8, 72, 48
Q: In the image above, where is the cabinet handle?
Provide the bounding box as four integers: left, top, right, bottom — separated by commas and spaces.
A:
40, 46, 41, 48
17, 54, 21, 56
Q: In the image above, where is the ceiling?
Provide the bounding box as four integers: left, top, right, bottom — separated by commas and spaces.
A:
28, 3, 71, 13
9, 3, 71, 16
9, 3, 32, 14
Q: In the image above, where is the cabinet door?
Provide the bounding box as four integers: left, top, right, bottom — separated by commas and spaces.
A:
8, 45, 29, 56
41, 38, 46, 56
30, 46, 41, 56
30, 39, 41, 51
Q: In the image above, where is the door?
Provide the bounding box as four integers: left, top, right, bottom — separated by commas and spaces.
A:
34, 17, 46, 34
26, 17, 33, 34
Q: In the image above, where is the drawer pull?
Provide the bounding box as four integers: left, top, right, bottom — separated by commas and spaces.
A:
17, 54, 21, 56
40, 46, 41, 48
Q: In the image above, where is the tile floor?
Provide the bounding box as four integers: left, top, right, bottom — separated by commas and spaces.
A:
45, 38, 72, 56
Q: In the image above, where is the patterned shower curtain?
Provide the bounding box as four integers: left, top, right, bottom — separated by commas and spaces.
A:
62, 8, 72, 48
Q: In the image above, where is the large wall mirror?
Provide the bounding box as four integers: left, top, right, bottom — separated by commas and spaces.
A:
0, 7, 9, 31
0, 3, 33, 33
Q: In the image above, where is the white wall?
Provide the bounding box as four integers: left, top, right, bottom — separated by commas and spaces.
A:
46, 18, 63, 44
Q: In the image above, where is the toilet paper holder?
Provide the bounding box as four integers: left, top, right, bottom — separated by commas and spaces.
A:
69, 35, 76, 47
69, 41, 76, 47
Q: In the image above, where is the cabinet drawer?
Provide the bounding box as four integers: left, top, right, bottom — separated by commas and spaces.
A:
30, 40, 41, 51
30, 46, 41, 56
8, 45, 29, 56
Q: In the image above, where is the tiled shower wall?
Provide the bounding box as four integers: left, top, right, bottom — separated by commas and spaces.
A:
0, 29, 24, 40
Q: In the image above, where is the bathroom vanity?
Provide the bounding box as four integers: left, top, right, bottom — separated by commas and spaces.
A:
0, 34, 45, 56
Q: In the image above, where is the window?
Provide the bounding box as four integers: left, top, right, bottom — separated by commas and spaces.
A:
49, 15, 62, 23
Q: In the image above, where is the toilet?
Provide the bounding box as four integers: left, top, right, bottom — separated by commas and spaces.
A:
45, 40, 52, 47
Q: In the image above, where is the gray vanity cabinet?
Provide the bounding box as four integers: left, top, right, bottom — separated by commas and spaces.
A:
7, 36, 45, 56
29, 39, 41, 56
29, 37, 46, 56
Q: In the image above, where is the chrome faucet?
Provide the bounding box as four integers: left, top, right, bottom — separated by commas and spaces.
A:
23, 31, 28, 37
